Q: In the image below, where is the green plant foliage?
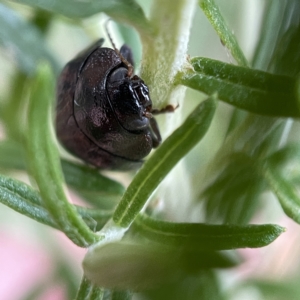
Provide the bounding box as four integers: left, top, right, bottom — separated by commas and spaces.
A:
263, 144, 300, 225
26, 64, 100, 247
199, 0, 249, 67
177, 57, 299, 117
134, 214, 284, 250
0, 173, 112, 231
0, 0, 300, 298
0, 174, 58, 228
0, 140, 124, 199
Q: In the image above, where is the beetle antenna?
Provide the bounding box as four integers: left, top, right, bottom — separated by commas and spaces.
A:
105, 19, 134, 77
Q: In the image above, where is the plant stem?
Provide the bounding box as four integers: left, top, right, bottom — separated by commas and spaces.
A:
140, 0, 197, 109
137, 0, 197, 223
200, 0, 249, 67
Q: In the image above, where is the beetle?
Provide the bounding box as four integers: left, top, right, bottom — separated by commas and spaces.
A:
56, 38, 164, 170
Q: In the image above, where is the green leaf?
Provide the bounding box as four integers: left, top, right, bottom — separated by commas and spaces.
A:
134, 214, 285, 250
0, 3, 59, 75
201, 118, 287, 225
263, 156, 300, 224
83, 241, 235, 291
12, 0, 152, 36
201, 115, 286, 226
264, 143, 300, 170
113, 96, 217, 227
0, 139, 121, 211
199, 0, 249, 67
0, 174, 58, 228
177, 57, 299, 117
26, 64, 99, 247
75, 277, 104, 300
0, 140, 124, 202
0, 173, 112, 230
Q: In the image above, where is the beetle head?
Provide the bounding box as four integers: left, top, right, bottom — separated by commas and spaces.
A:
107, 67, 153, 132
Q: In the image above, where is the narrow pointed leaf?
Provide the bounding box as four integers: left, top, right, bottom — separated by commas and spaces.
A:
177, 57, 299, 117
199, 0, 249, 67
26, 64, 99, 247
0, 174, 112, 230
0, 174, 58, 228
134, 214, 284, 250
264, 159, 300, 224
113, 96, 217, 227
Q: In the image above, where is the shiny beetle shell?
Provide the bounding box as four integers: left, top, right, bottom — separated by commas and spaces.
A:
56, 39, 161, 170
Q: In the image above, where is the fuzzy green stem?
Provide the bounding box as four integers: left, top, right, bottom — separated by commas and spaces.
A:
199, 0, 249, 67
140, 0, 196, 108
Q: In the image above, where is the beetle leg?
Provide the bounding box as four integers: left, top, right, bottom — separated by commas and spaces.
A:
143, 111, 153, 119
150, 117, 162, 148
151, 104, 179, 115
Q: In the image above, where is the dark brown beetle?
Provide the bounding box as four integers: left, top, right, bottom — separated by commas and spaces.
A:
56, 38, 162, 170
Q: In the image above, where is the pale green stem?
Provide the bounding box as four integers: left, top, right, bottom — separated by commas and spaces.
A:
140, 0, 197, 109
140, 0, 197, 222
